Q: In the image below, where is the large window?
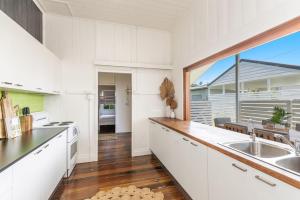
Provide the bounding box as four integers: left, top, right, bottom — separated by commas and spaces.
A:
187, 30, 300, 132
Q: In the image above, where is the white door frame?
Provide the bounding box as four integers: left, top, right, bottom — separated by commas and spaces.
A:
94, 66, 136, 158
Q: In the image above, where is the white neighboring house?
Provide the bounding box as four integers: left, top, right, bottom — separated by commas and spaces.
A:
191, 59, 300, 126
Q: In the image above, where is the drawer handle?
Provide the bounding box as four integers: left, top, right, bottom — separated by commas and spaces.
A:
182, 138, 189, 142
58, 134, 63, 138
190, 142, 198, 147
232, 163, 247, 172
15, 84, 23, 87
34, 149, 43, 155
2, 82, 12, 85
165, 129, 170, 132
36, 87, 42, 90
151, 121, 156, 124
255, 175, 276, 187
44, 144, 49, 149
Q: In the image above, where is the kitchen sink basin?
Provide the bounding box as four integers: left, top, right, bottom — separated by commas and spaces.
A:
276, 157, 300, 175
227, 141, 291, 158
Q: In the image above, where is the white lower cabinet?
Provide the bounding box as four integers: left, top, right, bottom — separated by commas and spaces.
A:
0, 167, 13, 200
12, 131, 67, 200
149, 120, 300, 200
149, 121, 208, 200
249, 167, 300, 200
208, 148, 251, 200
208, 148, 300, 200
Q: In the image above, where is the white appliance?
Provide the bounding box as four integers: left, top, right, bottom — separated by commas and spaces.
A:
32, 112, 79, 177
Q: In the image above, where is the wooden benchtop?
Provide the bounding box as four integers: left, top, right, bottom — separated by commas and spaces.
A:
149, 117, 300, 189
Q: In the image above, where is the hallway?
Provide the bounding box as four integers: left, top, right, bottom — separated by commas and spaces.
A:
51, 133, 186, 199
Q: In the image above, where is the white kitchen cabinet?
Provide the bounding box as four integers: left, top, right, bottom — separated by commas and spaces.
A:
208, 148, 251, 200
114, 24, 136, 62
136, 27, 171, 65
95, 21, 171, 66
184, 140, 208, 200
96, 22, 115, 61
12, 131, 67, 200
12, 145, 45, 200
96, 22, 136, 63
0, 11, 61, 94
149, 121, 208, 200
249, 166, 300, 200
151, 121, 300, 200
208, 148, 300, 200
149, 121, 159, 155
172, 135, 208, 200
0, 167, 13, 200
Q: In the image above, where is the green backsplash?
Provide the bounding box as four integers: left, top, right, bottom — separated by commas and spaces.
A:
8, 92, 44, 115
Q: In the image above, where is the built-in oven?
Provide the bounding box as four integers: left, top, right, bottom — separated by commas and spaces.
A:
66, 126, 79, 177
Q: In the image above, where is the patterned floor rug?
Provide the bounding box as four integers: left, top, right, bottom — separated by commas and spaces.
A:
85, 185, 164, 200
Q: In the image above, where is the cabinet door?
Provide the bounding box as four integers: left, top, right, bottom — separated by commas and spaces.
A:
114, 24, 136, 62
249, 168, 300, 200
39, 141, 54, 200
173, 135, 191, 187
185, 141, 208, 200
149, 121, 157, 153
157, 125, 167, 164
96, 21, 114, 61
208, 148, 251, 200
12, 147, 43, 200
136, 27, 171, 65
0, 167, 13, 200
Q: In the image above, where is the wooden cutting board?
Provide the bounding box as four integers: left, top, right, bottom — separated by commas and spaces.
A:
1, 92, 21, 138
0, 102, 6, 139
1, 95, 15, 119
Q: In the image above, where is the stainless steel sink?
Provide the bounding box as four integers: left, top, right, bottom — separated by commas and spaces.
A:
227, 141, 291, 158
276, 157, 300, 175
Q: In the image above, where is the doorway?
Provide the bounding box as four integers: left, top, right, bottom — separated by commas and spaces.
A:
97, 72, 132, 148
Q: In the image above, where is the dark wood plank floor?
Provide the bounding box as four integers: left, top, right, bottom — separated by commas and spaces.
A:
51, 132, 186, 200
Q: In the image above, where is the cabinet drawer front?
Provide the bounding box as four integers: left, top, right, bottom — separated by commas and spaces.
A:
250, 169, 300, 199
0, 167, 13, 195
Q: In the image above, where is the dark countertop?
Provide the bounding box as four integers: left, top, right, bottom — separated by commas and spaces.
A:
0, 127, 68, 173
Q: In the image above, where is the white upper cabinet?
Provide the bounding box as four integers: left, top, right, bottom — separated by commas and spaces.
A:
96, 22, 115, 61
0, 11, 61, 94
96, 22, 136, 63
136, 27, 171, 65
95, 21, 171, 67
114, 24, 136, 62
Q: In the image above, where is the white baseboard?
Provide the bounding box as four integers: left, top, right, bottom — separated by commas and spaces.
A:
90, 153, 98, 162
77, 154, 90, 163
132, 148, 151, 157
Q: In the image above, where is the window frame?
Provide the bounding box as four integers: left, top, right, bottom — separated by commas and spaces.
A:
183, 16, 300, 120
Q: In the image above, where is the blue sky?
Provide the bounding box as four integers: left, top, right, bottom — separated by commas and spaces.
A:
196, 31, 300, 84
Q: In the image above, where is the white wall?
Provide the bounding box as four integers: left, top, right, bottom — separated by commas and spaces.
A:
44, 14, 171, 161
172, 0, 300, 119
115, 74, 132, 133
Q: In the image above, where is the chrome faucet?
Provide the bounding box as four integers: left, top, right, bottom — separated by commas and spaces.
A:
250, 131, 256, 142
274, 134, 300, 156
248, 118, 256, 142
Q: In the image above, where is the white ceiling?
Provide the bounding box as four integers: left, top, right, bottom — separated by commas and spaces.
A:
38, 0, 193, 30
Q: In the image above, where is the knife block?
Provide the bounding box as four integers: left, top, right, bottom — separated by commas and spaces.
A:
20, 115, 33, 133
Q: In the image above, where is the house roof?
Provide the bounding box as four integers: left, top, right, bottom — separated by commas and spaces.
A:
208, 59, 300, 86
